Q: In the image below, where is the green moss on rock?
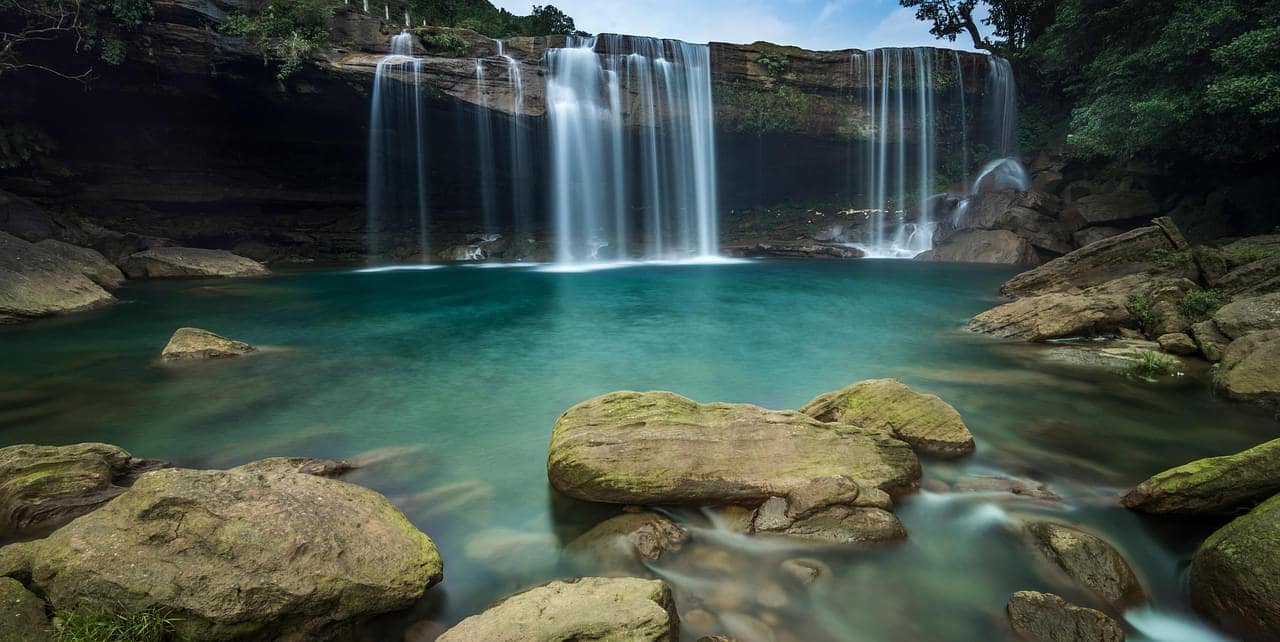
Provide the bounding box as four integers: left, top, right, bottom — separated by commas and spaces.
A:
1190, 493, 1280, 640
1122, 438, 1280, 514
801, 379, 975, 459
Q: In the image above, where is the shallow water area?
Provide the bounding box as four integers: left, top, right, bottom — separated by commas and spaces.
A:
0, 259, 1270, 641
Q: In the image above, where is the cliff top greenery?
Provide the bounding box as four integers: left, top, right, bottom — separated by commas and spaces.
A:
906, 0, 1280, 165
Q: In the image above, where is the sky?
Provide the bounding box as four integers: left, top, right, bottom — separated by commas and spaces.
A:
489, 0, 988, 52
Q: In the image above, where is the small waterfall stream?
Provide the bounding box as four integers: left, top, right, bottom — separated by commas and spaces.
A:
546, 36, 719, 264
366, 32, 430, 262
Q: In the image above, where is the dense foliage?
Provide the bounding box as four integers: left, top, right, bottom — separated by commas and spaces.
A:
899, 0, 1055, 53
222, 0, 333, 80
0, 0, 152, 80
392, 0, 580, 38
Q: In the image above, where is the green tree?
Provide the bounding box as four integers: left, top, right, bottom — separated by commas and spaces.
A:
523, 4, 575, 36
898, 0, 1054, 54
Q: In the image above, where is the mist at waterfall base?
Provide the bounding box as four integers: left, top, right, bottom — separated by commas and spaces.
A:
2, 262, 1271, 641
366, 35, 1027, 264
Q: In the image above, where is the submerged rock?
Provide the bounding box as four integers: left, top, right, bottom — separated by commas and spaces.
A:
0, 467, 442, 640
1213, 329, 1280, 407
800, 378, 975, 459
436, 577, 678, 642
547, 391, 921, 505
724, 241, 864, 260
0, 442, 165, 538
159, 327, 257, 362
1122, 438, 1280, 515
916, 229, 1040, 266
1190, 493, 1280, 641
1023, 521, 1146, 610
120, 247, 269, 279
565, 511, 688, 574
1006, 590, 1125, 642
953, 475, 1062, 504
0, 577, 53, 642
0, 231, 115, 324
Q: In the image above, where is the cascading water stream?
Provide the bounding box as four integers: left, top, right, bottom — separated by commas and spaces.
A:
474, 58, 498, 233
496, 41, 533, 251
366, 32, 430, 262
545, 36, 719, 264
951, 56, 1030, 223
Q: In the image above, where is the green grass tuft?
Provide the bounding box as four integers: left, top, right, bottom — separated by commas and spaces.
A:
1176, 288, 1229, 323
1126, 293, 1152, 332
55, 607, 176, 642
1124, 349, 1179, 381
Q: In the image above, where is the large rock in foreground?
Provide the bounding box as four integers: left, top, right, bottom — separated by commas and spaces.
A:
1006, 590, 1124, 642
160, 327, 257, 362
800, 379, 975, 458
120, 247, 268, 279
436, 577, 678, 642
1024, 521, 1146, 610
0, 467, 442, 640
547, 391, 921, 505
0, 231, 115, 324
1213, 330, 1280, 408
0, 443, 165, 538
1190, 494, 1280, 641
999, 222, 1187, 298
1122, 438, 1280, 515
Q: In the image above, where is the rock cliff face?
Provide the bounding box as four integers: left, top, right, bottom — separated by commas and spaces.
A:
1, 1, 997, 261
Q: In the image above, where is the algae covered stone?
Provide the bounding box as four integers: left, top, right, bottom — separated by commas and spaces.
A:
800, 378, 975, 458
1024, 521, 1146, 610
0, 442, 164, 538
160, 327, 257, 362
1190, 493, 1280, 641
1122, 438, 1280, 514
1006, 590, 1124, 642
565, 512, 688, 574
547, 391, 921, 506
0, 467, 442, 640
1213, 329, 1280, 408
436, 577, 678, 642
0, 577, 53, 642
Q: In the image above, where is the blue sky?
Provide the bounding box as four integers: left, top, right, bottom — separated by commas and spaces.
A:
490, 0, 987, 51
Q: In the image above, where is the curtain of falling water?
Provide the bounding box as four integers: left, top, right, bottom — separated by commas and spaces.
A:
366, 32, 430, 263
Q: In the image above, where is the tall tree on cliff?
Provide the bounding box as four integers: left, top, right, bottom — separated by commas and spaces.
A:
898, 0, 1056, 54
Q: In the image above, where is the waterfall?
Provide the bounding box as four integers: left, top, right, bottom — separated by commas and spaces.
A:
854, 48, 937, 259
545, 36, 719, 264
497, 41, 533, 254
474, 58, 498, 233
366, 32, 430, 262
951, 56, 1029, 223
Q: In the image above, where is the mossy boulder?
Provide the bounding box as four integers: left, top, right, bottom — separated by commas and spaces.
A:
1023, 521, 1146, 610
1191, 320, 1230, 361
0, 443, 165, 538
0, 466, 442, 640
800, 378, 975, 459
1190, 493, 1280, 641
1212, 292, 1280, 339
0, 231, 115, 324
998, 223, 1186, 298
1006, 590, 1124, 642
1213, 329, 1280, 408
0, 577, 53, 642
33, 239, 125, 289
436, 577, 678, 642
1122, 438, 1280, 515
547, 391, 921, 506
120, 247, 268, 279
159, 327, 257, 362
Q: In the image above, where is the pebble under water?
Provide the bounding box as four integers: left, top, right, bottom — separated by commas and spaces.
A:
0, 260, 1270, 641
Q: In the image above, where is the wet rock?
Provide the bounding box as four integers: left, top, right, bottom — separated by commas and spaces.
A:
953, 475, 1062, 503
1213, 329, 1280, 407
1190, 321, 1230, 361
1122, 438, 1280, 515
0, 577, 53, 642
1023, 521, 1146, 610
0, 467, 442, 640
1074, 190, 1159, 226
547, 391, 921, 505
435, 577, 678, 641
957, 189, 1073, 255
705, 505, 755, 533
765, 504, 906, 545
724, 241, 864, 260
120, 247, 269, 279
159, 327, 257, 362
0, 442, 166, 538
999, 223, 1185, 298
1072, 227, 1126, 248
464, 528, 561, 581
34, 239, 125, 289
230, 456, 354, 478
1212, 292, 1280, 339
916, 229, 1040, 265
1006, 590, 1124, 642
395, 480, 495, 522
971, 274, 1193, 342
1190, 493, 1280, 641
565, 511, 687, 574
1156, 332, 1197, 355
0, 231, 115, 323
801, 378, 975, 459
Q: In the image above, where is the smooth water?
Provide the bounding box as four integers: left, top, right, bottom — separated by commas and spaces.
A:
0, 262, 1270, 641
